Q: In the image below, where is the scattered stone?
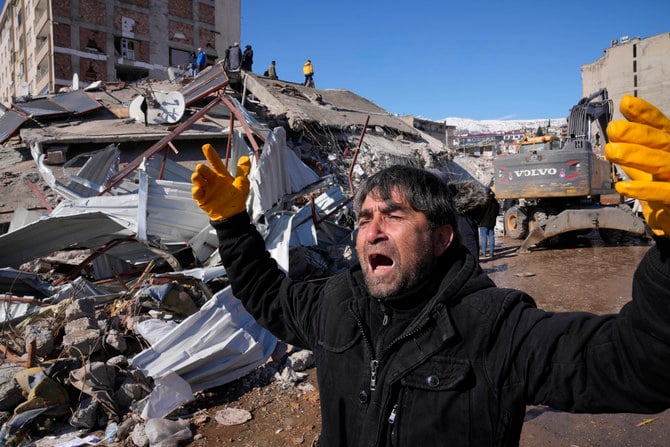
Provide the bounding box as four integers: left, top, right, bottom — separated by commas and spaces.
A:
23, 325, 55, 358
214, 407, 253, 426
274, 367, 307, 388
62, 328, 102, 357
287, 350, 314, 372
65, 298, 96, 320
105, 329, 127, 352
130, 421, 148, 447
0, 364, 25, 411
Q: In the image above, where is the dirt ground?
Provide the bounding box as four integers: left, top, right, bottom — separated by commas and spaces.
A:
1, 147, 668, 446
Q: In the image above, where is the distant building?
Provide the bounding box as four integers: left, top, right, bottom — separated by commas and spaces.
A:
400, 115, 456, 149
454, 130, 528, 156
0, 0, 241, 107
582, 32, 670, 121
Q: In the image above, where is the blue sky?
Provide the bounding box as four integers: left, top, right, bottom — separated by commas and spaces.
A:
0, 1, 665, 121
241, 0, 670, 121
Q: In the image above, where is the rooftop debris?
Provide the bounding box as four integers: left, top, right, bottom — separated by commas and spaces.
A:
0, 62, 480, 445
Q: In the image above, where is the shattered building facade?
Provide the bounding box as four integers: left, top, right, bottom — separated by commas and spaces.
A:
0, 0, 240, 106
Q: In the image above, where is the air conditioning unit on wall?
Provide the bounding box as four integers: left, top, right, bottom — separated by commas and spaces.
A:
121, 38, 135, 60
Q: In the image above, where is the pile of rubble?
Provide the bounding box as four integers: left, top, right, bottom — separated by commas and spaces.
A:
0, 63, 483, 445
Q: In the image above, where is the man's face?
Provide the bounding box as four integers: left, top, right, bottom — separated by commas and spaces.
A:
356, 188, 453, 299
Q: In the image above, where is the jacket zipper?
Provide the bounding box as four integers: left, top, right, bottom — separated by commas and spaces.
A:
388, 402, 400, 446
349, 307, 378, 392
372, 299, 391, 391
388, 403, 399, 424
370, 359, 379, 391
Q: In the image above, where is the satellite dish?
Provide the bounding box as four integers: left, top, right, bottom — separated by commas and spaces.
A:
128, 91, 186, 125
72, 73, 79, 90
159, 91, 186, 123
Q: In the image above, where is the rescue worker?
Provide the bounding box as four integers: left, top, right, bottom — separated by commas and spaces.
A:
196, 48, 206, 73
190, 95, 670, 446
241, 44, 253, 71
303, 59, 314, 87
227, 42, 242, 71
265, 60, 278, 80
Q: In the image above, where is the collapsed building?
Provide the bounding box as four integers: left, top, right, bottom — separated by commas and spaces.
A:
0, 63, 481, 445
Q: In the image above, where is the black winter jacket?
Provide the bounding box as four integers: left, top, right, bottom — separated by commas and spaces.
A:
213, 213, 670, 446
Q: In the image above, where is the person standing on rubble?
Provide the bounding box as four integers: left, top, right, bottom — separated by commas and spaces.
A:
265, 60, 278, 80
196, 48, 207, 73
241, 44, 254, 71
191, 95, 670, 446
227, 42, 242, 71
303, 59, 314, 87
188, 51, 197, 77
478, 187, 500, 258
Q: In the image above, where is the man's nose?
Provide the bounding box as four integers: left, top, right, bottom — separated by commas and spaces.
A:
362, 216, 387, 243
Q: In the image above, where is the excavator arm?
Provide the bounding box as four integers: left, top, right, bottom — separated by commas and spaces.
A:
567, 88, 613, 145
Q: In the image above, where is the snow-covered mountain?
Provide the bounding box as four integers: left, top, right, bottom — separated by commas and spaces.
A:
443, 117, 567, 134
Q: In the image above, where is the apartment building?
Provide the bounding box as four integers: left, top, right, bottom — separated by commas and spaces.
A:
581, 31, 670, 121
0, 0, 240, 107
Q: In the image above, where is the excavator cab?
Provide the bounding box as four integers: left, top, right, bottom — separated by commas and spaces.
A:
517, 135, 562, 154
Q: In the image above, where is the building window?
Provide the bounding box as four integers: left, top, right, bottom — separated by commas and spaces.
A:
634, 75, 637, 88
86, 37, 102, 52
633, 44, 637, 58
85, 63, 98, 81
633, 60, 637, 72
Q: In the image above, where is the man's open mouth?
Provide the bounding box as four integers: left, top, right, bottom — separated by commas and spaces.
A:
369, 253, 393, 272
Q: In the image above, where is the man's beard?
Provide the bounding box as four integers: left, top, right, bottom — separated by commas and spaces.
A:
361, 248, 437, 299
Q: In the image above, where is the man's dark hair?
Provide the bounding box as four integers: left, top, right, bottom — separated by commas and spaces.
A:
353, 165, 459, 231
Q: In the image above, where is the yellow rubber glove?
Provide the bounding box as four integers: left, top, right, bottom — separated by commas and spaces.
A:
191, 143, 251, 221
605, 94, 670, 237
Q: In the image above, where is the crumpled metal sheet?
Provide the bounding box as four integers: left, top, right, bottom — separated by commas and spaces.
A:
0, 108, 27, 143
130, 285, 277, 393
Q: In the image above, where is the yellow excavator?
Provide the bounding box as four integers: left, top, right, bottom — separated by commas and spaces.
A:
493, 89, 648, 252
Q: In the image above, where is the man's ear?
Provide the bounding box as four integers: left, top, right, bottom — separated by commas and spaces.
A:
433, 224, 454, 257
